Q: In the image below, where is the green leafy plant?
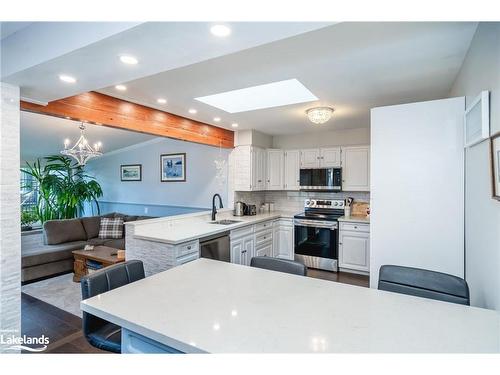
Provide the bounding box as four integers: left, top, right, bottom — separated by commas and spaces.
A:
21, 210, 38, 229
22, 155, 103, 223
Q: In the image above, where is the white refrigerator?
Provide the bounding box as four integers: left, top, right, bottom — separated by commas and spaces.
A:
370, 97, 465, 288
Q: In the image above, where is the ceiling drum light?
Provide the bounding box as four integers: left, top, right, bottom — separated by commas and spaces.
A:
59, 74, 76, 83
188, 108, 197, 114
119, 55, 138, 65
157, 98, 167, 104
115, 84, 127, 91
210, 24, 231, 37
306, 107, 334, 124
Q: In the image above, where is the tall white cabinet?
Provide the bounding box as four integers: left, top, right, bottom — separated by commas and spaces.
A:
370, 97, 465, 288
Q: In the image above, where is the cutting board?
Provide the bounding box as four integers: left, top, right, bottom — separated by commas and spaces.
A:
351, 202, 370, 216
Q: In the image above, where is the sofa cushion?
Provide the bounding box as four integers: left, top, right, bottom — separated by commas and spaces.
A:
43, 218, 87, 245
103, 238, 125, 250
98, 217, 124, 239
87, 238, 108, 246
22, 240, 87, 268
81, 216, 101, 240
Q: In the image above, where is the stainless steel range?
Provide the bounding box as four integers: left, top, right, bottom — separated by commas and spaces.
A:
294, 199, 344, 272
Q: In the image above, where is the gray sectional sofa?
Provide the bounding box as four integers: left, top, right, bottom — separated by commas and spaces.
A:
21, 212, 153, 283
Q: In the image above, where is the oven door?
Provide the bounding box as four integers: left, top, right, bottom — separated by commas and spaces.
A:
294, 219, 338, 259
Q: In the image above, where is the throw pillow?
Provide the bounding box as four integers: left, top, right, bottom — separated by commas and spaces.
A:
98, 217, 124, 239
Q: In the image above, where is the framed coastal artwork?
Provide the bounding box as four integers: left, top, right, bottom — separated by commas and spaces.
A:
160, 153, 186, 182
120, 164, 142, 181
491, 133, 500, 200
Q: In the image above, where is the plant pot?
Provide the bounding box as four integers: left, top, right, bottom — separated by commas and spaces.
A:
21, 225, 33, 232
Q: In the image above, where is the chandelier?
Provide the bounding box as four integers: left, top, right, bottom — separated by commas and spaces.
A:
61, 122, 103, 166
306, 107, 334, 124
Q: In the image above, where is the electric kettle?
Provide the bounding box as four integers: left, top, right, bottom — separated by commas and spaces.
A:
234, 201, 246, 216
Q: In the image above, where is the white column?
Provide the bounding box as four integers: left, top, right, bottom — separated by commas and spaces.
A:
0, 82, 21, 353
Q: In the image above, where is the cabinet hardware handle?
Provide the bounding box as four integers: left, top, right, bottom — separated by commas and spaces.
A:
242, 250, 247, 254
187, 246, 191, 250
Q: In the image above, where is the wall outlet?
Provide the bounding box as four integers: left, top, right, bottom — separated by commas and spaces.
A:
144, 207, 149, 214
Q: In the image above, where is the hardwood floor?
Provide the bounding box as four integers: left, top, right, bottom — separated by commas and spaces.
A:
307, 268, 370, 287
21, 268, 368, 354
21, 293, 106, 354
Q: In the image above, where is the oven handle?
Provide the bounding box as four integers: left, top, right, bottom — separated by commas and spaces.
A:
294, 219, 337, 230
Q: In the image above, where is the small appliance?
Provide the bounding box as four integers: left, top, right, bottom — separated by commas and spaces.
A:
233, 201, 246, 216
245, 204, 257, 216
299, 167, 342, 191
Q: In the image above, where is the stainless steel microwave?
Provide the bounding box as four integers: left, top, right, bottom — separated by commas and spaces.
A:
299, 168, 342, 191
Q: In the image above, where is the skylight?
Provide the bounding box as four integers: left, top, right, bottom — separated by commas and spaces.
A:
194, 79, 318, 113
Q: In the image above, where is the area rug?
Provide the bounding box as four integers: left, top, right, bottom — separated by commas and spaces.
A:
22, 273, 82, 317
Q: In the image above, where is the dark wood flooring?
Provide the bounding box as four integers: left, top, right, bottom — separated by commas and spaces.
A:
21, 268, 368, 354
21, 293, 105, 354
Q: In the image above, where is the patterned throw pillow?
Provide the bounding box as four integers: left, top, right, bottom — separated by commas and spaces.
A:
98, 217, 124, 239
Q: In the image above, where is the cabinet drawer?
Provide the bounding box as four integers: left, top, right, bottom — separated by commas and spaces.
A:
255, 229, 273, 245
255, 220, 273, 232
176, 240, 199, 257
340, 222, 369, 233
175, 251, 199, 266
230, 225, 254, 239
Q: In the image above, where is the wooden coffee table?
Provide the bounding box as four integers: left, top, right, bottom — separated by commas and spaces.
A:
72, 246, 124, 282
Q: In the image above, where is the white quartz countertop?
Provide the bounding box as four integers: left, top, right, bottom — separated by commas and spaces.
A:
129, 209, 297, 245
81, 259, 500, 353
338, 215, 370, 224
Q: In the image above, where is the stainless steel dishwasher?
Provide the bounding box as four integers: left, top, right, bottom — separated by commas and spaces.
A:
199, 232, 230, 262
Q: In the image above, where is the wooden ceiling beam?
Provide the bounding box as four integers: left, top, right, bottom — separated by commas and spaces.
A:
20, 91, 234, 148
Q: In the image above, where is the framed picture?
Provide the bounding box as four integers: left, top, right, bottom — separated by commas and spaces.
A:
160, 153, 186, 182
120, 164, 142, 181
491, 133, 500, 201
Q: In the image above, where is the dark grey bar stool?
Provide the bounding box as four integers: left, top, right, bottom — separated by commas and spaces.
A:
250, 256, 307, 276
80, 260, 145, 353
378, 265, 470, 305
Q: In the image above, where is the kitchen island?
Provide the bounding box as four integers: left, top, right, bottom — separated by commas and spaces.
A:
125, 209, 297, 275
81, 258, 500, 353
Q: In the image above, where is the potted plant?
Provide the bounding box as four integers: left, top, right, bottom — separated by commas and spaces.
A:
21, 210, 38, 231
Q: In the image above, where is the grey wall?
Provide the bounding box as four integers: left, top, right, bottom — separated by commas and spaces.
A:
450, 22, 500, 310
272, 127, 370, 149
86, 137, 230, 214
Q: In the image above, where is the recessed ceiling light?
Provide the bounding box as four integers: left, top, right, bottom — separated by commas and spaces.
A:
210, 24, 231, 37
157, 98, 167, 104
213, 117, 221, 122
115, 85, 127, 91
195, 79, 318, 113
119, 55, 138, 65
188, 108, 197, 114
231, 123, 239, 128
59, 74, 76, 83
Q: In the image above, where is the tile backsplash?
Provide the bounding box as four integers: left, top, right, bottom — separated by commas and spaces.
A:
234, 190, 370, 213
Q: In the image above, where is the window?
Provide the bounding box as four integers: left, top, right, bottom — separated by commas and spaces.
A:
20, 168, 38, 214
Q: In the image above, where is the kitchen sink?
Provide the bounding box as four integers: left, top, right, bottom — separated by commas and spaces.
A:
209, 219, 242, 225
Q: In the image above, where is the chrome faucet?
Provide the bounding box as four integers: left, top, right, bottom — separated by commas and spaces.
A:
211, 193, 223, 221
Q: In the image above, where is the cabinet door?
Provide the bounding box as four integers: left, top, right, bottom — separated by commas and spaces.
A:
274, 221, 294, 260
230, 146, 252, 191
339, 230, 370, 272
267, 149, 284, 190
230, 238, 243, 264
255, 242, 273, 257
341, 146, 370, 191
300, 149, 319, 168
320, 147, 341, 167
251, 147, 266, 191
284, 150, 300, 190
242, 236, 254, 266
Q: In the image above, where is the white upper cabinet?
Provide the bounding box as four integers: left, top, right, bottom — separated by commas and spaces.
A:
252, 147, 267, 191
230, 145, 252, 191
320, 147, 341, 167
267, 149, 284, 190
300, 149, 320, 168
341, 146, 370, 191
283, 150, 300, 191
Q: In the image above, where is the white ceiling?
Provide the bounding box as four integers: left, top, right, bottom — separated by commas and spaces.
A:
0, 22, 32, 40
98, 22, 478, 135
2, 22, 331, 103
20, 111, 155, 162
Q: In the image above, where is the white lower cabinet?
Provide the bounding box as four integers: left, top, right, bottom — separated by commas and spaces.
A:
339, 222, 370, 274
255, 241, 273, 257
230, 233, 254, 266
272, 219, 294, 260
